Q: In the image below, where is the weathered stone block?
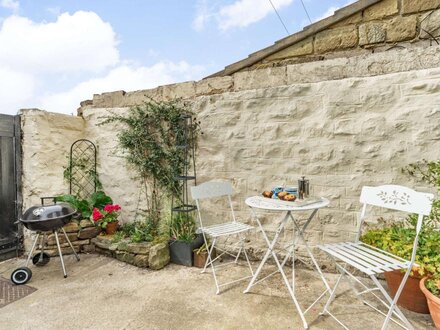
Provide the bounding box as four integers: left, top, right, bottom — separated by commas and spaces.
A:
115, 251, 136, 264
359, 23, 386, 45
195, 76, 233, 95
331, 12, 362, 28
402, 0, 440, 14
47, 232, 78, 245
363, 0, 398, 21
95, 246, 113, 257
72, 239, 90, 246
79, 219, 94, 228
161, 81, 196, 100
133, 254, 149, 268
91, 237, 111, 250
386, 15, 417, 42
420, 9, 440, 39
233, 67, 287, 91
77, 227, 101, 239
265, 37, 313, 61
314, 26, 358, 54
63, 221, 79, 233
81, 244, 95, 253
148, 242, 170, 270
126, 242, 152, 255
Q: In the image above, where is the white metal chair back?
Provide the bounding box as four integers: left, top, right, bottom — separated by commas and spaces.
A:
191, 181, 237, 227
191, 181, 233, 200
319, 184, 434, 330
357, 185, 434, 241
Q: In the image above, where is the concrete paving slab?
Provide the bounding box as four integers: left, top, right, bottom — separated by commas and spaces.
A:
0, 255, 434, 330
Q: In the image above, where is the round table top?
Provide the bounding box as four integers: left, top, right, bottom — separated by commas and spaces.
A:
245, 196, 329, 211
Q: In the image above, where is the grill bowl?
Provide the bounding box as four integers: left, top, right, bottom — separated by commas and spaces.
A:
20, 202, 77, 232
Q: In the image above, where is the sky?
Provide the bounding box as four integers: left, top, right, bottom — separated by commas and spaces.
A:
0, 0, 354, 115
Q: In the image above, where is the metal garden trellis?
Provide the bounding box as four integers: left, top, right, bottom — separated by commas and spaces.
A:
69, 139, 97, 199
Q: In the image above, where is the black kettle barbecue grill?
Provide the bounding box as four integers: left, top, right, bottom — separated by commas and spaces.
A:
11, 197, 80, 285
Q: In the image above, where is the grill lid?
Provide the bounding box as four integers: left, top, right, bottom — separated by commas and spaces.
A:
22, 203, 76, 222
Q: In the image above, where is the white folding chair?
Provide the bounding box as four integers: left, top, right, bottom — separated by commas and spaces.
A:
318, 185, 434, 330
191, 181, 254, 294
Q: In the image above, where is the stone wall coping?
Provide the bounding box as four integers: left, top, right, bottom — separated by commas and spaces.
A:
79, 43, 440, 112
207, 0, 382, 77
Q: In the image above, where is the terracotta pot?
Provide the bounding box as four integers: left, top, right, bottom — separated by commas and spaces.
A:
420, 277, 440, 329
193, 249, 216, 268
105, 221, 118, 235
384, 270, 429, 314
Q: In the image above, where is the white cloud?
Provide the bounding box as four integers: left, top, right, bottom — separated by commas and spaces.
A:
313, 1, 356, 23
0, 0, 19, 12
192, 0, 212, 32
193, 0, 293, 31
0, 66, 35, 114
0, 11, 119, 74
0, 11, 204, 115
219, 0, 293, 31
39, 61, 206, 114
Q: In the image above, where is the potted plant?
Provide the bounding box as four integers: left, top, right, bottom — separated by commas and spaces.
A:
362, 224, 440, 313
361, 159, 439, 314
193, 242, 215, 269
420, 274, 440, 328
168, 214, 203, 267
92, 204, 122, 235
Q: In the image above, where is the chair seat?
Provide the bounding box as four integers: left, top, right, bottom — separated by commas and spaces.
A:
201, 222, 253, 238
318, 242, 411, 276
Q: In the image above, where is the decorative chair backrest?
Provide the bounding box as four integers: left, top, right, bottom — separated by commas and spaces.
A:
191, 181, 233, 200
360, 185, 433, 216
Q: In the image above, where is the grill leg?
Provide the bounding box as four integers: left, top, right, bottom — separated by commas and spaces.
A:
39, 234, 46, 263
54, 230, 67, 278
25, 233, 40, 267
61, 228, 80, 261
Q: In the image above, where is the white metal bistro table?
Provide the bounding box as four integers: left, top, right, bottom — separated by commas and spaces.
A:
244, 196, 331, 329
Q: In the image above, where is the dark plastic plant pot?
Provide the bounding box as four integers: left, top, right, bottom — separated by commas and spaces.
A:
169, 234, 204, 267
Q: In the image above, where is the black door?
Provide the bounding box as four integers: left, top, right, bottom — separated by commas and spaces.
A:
0, 114, 21, 261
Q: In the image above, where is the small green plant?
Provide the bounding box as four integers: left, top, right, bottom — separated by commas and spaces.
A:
118, 219, 154, 243
194, 242, 210, 254
166, 213, 197, 242
111, 231, 125, 243
426, 273, 440, 296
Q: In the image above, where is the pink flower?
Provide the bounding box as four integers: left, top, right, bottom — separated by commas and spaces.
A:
104, 204, 113, 213
92, 208, 103, 222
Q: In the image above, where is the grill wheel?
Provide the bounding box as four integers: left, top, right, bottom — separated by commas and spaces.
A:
32, 253, 50, 267
11, 267, 32, 285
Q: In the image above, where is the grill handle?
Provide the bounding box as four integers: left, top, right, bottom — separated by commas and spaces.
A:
40, 196, 58, 205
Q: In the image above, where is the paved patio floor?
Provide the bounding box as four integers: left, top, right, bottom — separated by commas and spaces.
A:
0, 254, 434, 330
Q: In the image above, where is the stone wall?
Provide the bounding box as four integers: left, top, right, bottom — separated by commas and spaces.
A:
249, 0, 440, 70
20, 45, 440, 264
20, 109, 85, 249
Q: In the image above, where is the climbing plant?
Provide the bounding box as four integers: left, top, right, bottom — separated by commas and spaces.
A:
99, 98, 201, 235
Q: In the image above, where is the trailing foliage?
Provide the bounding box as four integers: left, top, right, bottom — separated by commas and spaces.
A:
403, 159, 440, 226
99, 98, 201, 237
